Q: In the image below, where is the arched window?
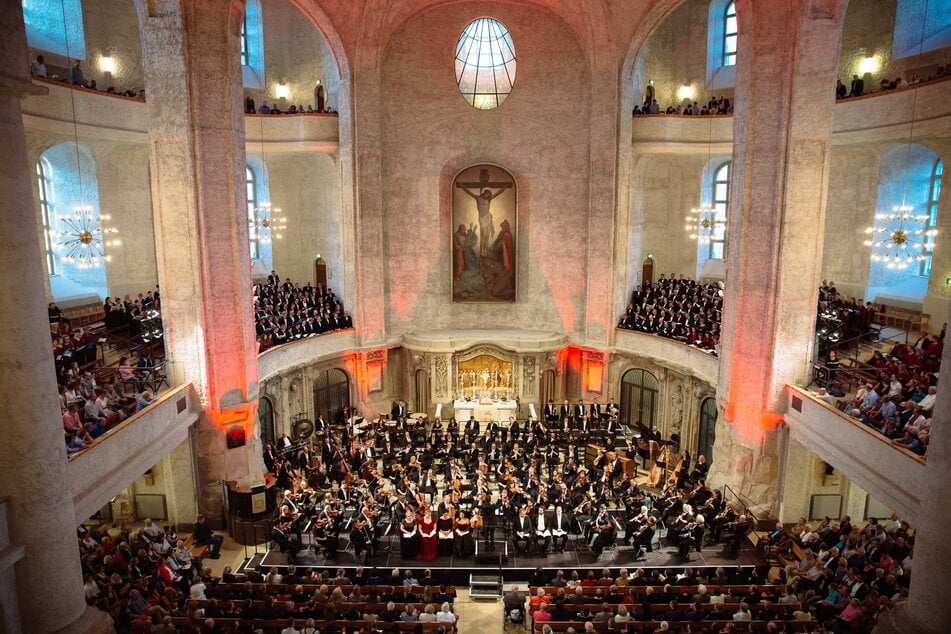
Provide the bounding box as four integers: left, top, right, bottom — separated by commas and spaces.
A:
722, 2, 737, 67
620, 368, 660, 430
241, 0, 265, 89
921, 159, 943, 277
698, 397, 718, 464
710, 162, 731, 260
36, 159, 57, 275
892, 0, 951, 59
22, 0, 86, 59
246, 166, 259, 259
258, 396, 275, 449
39, 143, 107, 293
240, 16, 250, 67
706, 0, 737, 89
455, 18, 517, 110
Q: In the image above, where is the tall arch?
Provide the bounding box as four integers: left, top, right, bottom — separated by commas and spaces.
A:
698, 396, 718, 462
313, 367, 351, 425
620, 368, 660, 430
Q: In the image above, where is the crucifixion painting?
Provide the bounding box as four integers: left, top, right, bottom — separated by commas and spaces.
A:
452, 164, 517, 302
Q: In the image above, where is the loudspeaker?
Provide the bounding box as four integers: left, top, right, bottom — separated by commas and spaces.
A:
475, 553, 507, 565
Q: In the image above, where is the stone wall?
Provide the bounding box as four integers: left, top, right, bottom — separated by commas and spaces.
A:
265, 152, 344, 290
629, 152, 709, 280
820, 146, 882, 299
378, 3, 591, 337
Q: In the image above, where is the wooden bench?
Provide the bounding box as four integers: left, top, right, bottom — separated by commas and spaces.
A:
212, 582, 456, 600
169, 616, 453, 632
776, 540, 811, 569
874, 304, 930, 334
532, 620, 814, 633
59, 301, 106, 327
183, 534, 209, 560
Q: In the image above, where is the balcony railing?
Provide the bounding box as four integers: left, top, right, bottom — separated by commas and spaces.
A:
66, 383, 199, 524
784, 385, 926, 525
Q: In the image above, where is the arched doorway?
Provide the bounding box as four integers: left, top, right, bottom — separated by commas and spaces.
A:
313, 368, 350, 425
642, 255, 654, 285
258, 396, 275, 449
414, 369, 431, 414
698, 397, 717, 463
620, 368, 659, 430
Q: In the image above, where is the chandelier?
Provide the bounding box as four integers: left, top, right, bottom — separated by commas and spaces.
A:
249, 203, 287, 244
863, 0, 937, 270
686, 204, 717, 243
53, 206, 120, 268
864, 205, 936, 269
138, 309, 164, 343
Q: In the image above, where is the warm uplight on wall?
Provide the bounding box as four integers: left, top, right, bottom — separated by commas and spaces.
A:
858, 55, 879, 75
677, 83, 695, 101
274, 81, 290, 99
98, 55, 117, 74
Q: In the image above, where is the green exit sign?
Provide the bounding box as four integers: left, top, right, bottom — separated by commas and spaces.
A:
946, 277, 951, 285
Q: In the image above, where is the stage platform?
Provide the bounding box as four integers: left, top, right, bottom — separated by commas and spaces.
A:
240, 534, 763, 587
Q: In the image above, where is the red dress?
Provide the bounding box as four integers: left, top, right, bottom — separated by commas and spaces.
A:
417, 514, 438, 561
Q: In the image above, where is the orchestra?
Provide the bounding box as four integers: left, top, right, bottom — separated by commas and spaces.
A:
262, 400, 732, 566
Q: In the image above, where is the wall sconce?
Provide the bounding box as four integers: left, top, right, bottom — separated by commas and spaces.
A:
677, 83, 695, 101
275, 81, 290, 99
858, 55, 879, 75
99, 55, 117, 74
648, 79, 654, 85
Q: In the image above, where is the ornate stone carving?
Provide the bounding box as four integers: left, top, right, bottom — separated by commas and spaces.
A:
434, 354, 449, 398
523, 356, 537, 396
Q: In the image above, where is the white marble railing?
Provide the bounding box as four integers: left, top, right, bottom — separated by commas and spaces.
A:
613, 328, 719, 385
784, 385, 927, 525
21, 79, 340, 150
66, 383, 200, 524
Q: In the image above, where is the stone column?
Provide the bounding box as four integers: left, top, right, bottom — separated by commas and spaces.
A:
135, 0, 266, 521
921, 141, 951, 332
874, 310, 951, 633
0, 7, 112, 633
709, 0, 848, 507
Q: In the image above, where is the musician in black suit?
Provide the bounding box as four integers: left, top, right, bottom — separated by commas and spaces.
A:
573, 399, 587, 421
263, 443, 277, 472
630, 516, 657, 555
559, 400, 571, 421
590, 505, 616, 555
589, 399, 602, 423
513, 506, 532, 555
271, 522, 301, 562
543, 400, 557, 423
549, 505, 571, 553
391, 400, 407, 420
723, 513, 750, 557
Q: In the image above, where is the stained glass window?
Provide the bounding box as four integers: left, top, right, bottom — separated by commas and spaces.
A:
455, 18, 516, 110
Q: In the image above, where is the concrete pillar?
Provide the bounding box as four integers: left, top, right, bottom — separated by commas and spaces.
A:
709, 0, 848, 507
874, 308, 951, 632
922, 141, 951, 332
136, 0, 266, 521
0, 6, 112, 633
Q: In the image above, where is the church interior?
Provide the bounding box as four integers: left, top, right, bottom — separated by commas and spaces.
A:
1, 0, 950, 632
